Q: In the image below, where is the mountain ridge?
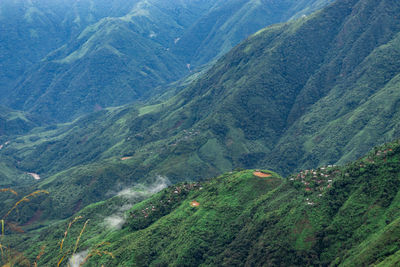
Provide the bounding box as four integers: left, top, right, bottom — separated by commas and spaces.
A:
3, 139, 400, 266
1, 0, 334, 122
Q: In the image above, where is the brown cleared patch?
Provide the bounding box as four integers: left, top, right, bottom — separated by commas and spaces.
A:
89, 177, 97, 186
121, 156, 133, 161
253, 171, 272, 178
22, 209, 43, 226
190, 201, 200, 207
8, 222, 24, 233
73, 199, 83, 213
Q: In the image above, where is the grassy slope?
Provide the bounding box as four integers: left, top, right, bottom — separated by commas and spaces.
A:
4, 140, 400, 266
0, 106, 40, 138
5, 0, 189, 122
268, 0, 400, 172
91, 140, 400, 266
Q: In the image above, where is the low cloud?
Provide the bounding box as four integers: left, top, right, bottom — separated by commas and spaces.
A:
104, 215, 125, 230
117, 175, 170, 198
103, 175, 169, 230
69, 250, 89, 267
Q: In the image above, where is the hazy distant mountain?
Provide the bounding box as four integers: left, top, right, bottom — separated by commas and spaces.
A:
1, 0, 333, 121
172, 0, 333, 67
0, 0, 139, 95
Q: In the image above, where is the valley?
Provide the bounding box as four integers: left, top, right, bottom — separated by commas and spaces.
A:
1, 0, 400, 266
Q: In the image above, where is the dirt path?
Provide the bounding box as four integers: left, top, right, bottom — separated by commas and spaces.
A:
121, 156, 133, 161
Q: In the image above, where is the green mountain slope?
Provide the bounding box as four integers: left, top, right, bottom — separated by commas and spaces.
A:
83, 140, 400, 266
7, 16, 187, 122
3, 140, 400, 266
1, 0, 333, 122
0, 106, 40, 138
171, 0, 333, 67
0, 0, 139, 96
2, 0, 194, 121
1, 0, 400, 220
0, 106, 43, 187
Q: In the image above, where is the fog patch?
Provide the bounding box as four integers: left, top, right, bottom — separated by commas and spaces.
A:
103, 175, 169, 230
104, 215, 125, 230
69, 250, 89, 267
117, 175, 169, 198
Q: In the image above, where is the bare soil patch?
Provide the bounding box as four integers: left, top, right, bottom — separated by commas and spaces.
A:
190, 201, 200, 207
253, 171, 272, 178
22, 209, 43, 226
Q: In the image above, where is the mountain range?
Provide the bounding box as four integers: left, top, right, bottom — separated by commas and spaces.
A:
1, 0, 398, 214
0, 0, 332, 122
1, 0, 400, 265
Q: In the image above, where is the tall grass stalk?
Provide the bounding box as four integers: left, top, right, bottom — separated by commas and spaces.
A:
3, 190, 49, 220
0, 189, 17, 196
33, 245, 46, 267
73, 220, 90, 255
60, 216, 83, 252
78, 242, 115, 266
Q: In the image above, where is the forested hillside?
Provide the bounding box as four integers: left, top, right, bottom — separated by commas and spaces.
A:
1, 0, 400, 265
0, 0, 332, 122
3, 140, 400, 266
1, 0, 399, 222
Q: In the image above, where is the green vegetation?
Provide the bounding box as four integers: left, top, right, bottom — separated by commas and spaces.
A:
171, 0, 333, 67
0, 106, 40, 138
3, 140, 400, 266
0, 0, 400, 265
0, 0, 333, 122
1, 0, 399, 223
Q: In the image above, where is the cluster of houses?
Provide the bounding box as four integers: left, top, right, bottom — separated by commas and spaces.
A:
169, 128, 200, 147
376, 148, 393, 157
361, 147, 394, 166
0, 140, 10, 150
374, 148, 393, 163
172, 182, 203, 194
289, 165, 341, 205
130, 182, 203, 219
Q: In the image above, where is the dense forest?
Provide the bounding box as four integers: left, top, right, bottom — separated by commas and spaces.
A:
1, 0, 400, 265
